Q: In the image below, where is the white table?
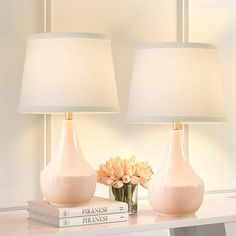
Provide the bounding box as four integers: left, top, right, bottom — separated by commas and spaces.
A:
1, 193, 236, 236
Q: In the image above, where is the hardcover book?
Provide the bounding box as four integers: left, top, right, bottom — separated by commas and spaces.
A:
28, 197, 128, 218
28, 210, 129, 227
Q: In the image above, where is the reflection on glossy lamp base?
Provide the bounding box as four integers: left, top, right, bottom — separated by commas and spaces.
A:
148, 122, 204, 216
40, 112, 96, 206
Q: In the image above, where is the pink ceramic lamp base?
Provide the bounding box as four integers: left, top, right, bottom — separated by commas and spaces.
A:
40, 114, 96, 206
148, 123, 204, 216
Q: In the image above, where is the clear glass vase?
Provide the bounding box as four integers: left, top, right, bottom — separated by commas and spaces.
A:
109, 183, 138, 214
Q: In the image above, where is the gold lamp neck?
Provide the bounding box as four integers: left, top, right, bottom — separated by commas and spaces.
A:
172, 121, 181, 130
65, 112, 73, 120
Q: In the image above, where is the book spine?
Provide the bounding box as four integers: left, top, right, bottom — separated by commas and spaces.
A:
59, 213, 128, 227
59, 204, 128, 218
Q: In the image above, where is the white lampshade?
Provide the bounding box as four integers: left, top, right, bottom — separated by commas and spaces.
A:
19, 32, 119, 113
128, 42, 225, 123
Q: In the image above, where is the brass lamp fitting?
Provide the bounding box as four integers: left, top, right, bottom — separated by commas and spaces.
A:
65, 112, 73, 120
172, 121, 181, 130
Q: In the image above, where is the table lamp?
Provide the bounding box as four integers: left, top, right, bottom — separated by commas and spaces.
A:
19, 32, 119, 206
128, 42, 225, 216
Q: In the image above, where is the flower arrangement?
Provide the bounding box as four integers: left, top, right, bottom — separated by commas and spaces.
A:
97, 156, 153, 214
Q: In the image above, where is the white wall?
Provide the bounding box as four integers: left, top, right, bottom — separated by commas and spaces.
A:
189, 2, 236, 191
48, 0, 236, 199
0, 0, 44, 208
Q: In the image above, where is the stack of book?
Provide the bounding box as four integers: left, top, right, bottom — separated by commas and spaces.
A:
27, 197, 129, 227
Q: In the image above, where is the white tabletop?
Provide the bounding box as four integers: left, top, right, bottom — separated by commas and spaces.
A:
1, 192, 236, 236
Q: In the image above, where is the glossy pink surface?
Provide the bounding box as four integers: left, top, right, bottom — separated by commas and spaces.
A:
40, 120, 96, 206
148, 129, 204, 216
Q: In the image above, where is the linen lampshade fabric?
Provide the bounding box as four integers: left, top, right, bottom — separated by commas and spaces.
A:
19, 32, 119, 113
128, 42, 225, 123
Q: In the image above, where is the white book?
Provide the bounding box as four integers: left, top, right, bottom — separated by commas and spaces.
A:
28, 197, 128, 218
28, 210, 129, 227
